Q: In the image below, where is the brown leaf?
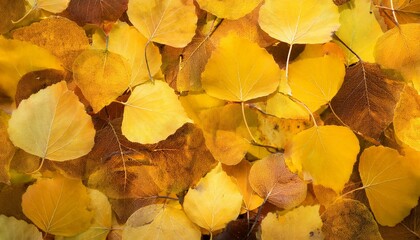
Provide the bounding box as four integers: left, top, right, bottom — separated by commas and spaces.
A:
373, 0, 420, 29
214, 218, 257, 240
0, 183, 28, 221
330, 62, 404, 140
0, 0, 25, 34
66, 0, 128, 29
12, 17, 90, 71
249, 153, 307, 209
322, 199, 383, 240
0, 111, 15, 184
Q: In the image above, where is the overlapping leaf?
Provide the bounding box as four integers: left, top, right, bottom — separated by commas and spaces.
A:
0, 0, 25, 34
285, 125, 359, 193
330, 62, 404, 140
359, 146, 420, 226
249, 153, 307, 209
27, 0, 69, 13
123, 201, 201, 240
127, 0, 197, 48
22, 177, 94, 236
0, 215, 42, 240
7, 81, 95, 161
0, 111, 14, 184
258, 0, 340, 44
196, 0, 262, 20
373, 0, 420, 28
121, 81, 192, 144
201, 33, 281, 102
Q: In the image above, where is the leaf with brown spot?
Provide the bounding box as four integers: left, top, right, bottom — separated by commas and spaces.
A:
12, 17, 89, 71
330, 62, 404, 140
66, 0, 128, 29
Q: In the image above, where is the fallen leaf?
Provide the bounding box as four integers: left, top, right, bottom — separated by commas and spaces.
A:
0, 37, 63, 99
288, 55, 345, 112
22, 176, 94, 236
265, 93, 309, 119
12, 17, 89, 71
0, 0, 25, 34
123, 201, 201, 240
27, 0, 70, 13
259, 205, 324, 240
322, 199, 383, 240
359, 146, 420, 226
335, 0, 384, 64
183, 163, 243, 233
0, 215, 42, 240
8, 81, 95, 161
285, 125, 360, 193
196, 0, 262, 20
330, 62, 404, 140
0, 111, 15, 184
73, 49, 131, 113
373, 0, 420, 28
127, 0, 197, 48
201, 33, 281, 102
249, 153, 307, 209
66, 0, 128, 28
258, 0, 340, 44
121, 81, 192, 144
393, 86, 420, 151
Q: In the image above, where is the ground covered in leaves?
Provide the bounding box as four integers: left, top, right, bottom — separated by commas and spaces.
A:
0, 0, 420, 239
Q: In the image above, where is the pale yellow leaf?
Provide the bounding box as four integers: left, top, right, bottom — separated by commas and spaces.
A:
0, 215, 42, 240
27, 0, 70, 13
266, 93, 309, 119
8, 81, 95, 161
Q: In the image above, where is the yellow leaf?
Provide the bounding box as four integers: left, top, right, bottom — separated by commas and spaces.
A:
179, 92, 226, 123
92, 21, 162, 87
0, 215, 42, 240
183, 163, 243, 233
122, 81, 192, 144
288, 55, 345, 112
266, 93, 309, 119
27, 0, 69, 13
284, 125, 359, 193
7, 81, 95, 161
0, 111, 15, 184
335, 0, 384, 64
201, 33, 281, 102
393, 86, 420, 151
258, 0, 340, 44
249, 153, 307, 209
0, 37, 63, 99
73, 49, 131, 113
22, 177, 94, 236
196, 0, 262, 20
127, 0, 197, 48
123, 201, 201, 240
259, 205, 323, 240
223, 160, 264, 213
359, 146, 420, 226
56, 189, 112, 240
375, 23, 420, 71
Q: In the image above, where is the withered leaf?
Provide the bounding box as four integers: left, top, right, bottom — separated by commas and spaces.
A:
12, 17, 89, 71
66, 0, 128, 29
0, 0, 25, 34
330, 62, 404, 140
373, 0, 420, 28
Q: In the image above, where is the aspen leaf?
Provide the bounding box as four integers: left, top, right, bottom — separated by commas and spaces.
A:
196, 0, 262, 20
359, 146, 420, 226
0, 0, 25, 34
0, 111, 15, 184
12, 17, 90, 71
56, 189, 112, 240
0, 37, 63, 99
223, 160, 264, 213
67, 0, 128, 27
8, 81, 95, 161
284, 125, 360, 193
183, 163, 243, 233
123, 201, 201, 240
266, 93, 309, 119
122, 81, 192, 144
393, 86, 420, 151
201, 33, 281, 102
373, 0, 420, 28
258, 0, 340, 44
375, 23, 420, 71
27, 0, 70, 13
249, 153, 307, 209
335, 0, 384, 64
127, 0, 197, 48
322, 199, 382, 240
288, 55, 345, 112
22, 177, 94, 236
259, 205, 324, 240
92, 21, 162, 87
330, 62, 404, 140
179, 93, 226, 123
73, 49, 131, 113
0, 215, 42, 240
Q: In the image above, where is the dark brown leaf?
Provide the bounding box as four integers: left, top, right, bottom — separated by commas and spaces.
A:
330, 62, 404, 140
0, 0, 26, 34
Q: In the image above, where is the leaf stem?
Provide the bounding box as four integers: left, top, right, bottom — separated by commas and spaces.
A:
282, 93, 318, 127
27, 157, 45, 174
333, 33, 362, 62
144, 40, 154, 83
246, 197, 268, 239
241, 102, 258, 143
389, 0, 400, 26
107, 120, 128, 191
285, 44, 294, 84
